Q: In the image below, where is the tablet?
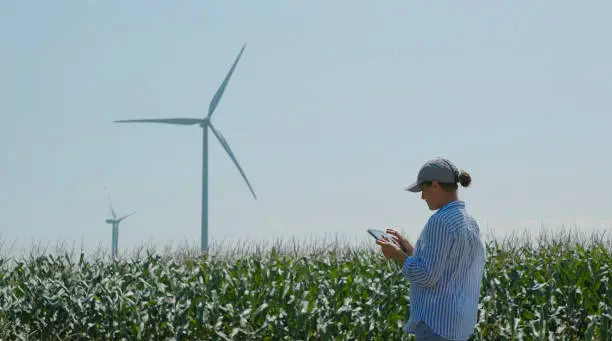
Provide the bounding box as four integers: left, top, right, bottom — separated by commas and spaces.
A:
367, 229, 393, 242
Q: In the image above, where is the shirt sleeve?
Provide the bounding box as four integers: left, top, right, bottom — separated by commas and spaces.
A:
401, 215, 456, 287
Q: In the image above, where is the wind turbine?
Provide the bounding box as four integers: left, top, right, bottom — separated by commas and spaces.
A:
113, 43, 257, 254
104, 186, 136, 259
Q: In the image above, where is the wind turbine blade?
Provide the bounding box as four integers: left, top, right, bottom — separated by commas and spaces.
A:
118, 211, 136, 222
208, 123, 257, 200
104, 185, 117, 219
114, 118, 203, 125
207, 44, 247, 118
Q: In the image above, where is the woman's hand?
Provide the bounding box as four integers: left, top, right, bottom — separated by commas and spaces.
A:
385, 228, 414, 256
376, 237, 408, 263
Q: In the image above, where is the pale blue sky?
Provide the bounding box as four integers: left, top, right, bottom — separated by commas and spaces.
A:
1, 1, 610, 257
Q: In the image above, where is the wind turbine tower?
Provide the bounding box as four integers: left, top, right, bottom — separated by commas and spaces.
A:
113, 43, 257, 254
104, 186, 136, 259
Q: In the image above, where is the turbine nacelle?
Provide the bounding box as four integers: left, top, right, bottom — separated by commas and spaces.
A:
105, 219, 114, 224
199, 118, 210, 128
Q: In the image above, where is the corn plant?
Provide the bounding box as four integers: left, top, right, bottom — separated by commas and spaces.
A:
0, 228, 610, 340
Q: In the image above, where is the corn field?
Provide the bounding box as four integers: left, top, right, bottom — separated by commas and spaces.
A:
0, 228, 610, 340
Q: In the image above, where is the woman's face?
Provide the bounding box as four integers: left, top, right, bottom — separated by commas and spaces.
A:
421, 182, 442, 210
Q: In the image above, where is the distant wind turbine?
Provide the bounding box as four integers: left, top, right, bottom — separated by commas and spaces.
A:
104, 186, 135, 259
113, 43, 257, 253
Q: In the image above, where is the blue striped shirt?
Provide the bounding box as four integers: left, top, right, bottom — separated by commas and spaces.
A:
401, 200, 486, 340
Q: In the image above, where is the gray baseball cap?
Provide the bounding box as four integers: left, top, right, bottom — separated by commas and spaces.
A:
405, 157, 459, 192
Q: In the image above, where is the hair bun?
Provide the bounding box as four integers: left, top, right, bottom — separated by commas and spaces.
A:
458, 170, 471, 187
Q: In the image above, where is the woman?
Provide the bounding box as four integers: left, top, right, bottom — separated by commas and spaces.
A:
376, 157, 486, 341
